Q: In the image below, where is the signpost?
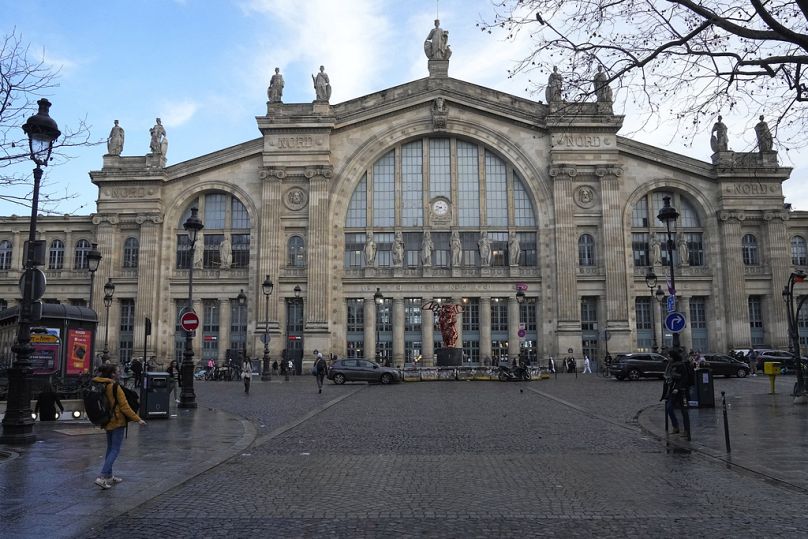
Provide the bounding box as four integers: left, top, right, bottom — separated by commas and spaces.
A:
180, 311, 200, 332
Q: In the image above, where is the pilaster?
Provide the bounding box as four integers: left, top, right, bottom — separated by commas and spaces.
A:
718, 211, 750, 347
305, 170, 332, 331
364, 296, 376, 360
764, 210, 790, 348
133, 215, 161, 358
679, 296, 692, 352
392, 297, 405, 366
508, 296, 520, 359
219, 297, 231, 361
598, 167, 630, 338
480, 297, 492, 361
421, 306, 434, 366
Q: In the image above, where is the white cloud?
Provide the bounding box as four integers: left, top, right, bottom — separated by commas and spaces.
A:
159, 100, 199, 127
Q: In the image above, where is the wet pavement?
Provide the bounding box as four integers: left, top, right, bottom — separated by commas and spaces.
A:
1, 372, 807, 538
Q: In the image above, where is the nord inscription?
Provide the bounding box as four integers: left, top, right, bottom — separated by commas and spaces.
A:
272, 136, 314, 149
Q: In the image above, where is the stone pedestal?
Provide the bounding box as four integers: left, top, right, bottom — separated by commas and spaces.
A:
428, 60, 449, 78
436, 347, 462, 366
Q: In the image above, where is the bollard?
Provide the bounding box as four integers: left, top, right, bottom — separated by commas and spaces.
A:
721, 391, 731, 453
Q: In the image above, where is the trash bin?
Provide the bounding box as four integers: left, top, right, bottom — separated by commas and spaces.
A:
140, 372, 171, 418
694, 367, 715, 408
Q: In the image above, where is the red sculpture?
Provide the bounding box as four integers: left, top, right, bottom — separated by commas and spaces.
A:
422, 301, 463, 347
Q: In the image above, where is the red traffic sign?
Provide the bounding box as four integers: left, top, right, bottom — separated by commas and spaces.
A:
180, 311, 200, 332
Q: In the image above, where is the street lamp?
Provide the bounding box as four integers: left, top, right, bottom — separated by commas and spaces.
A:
655, 285, 667, 352
374, 287, 384, 363
261, 276, 273, 381
87, 243, 102, 309
236, 288, 246, 364
657, 196, 681, 350
645, 269, 658, 352
783, 270, 807, 403
101, 278, 115, 364
179, 207, 204, 409
1, 99, 60, 444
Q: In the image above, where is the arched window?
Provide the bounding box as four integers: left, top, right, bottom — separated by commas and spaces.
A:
742, 234, 759, 266
0, 240, 12, 270
48, 240, 64, 270
791, 236, 807, 266
288, 236, 305, 267
74, 240, 91, 269
578, 234, 595, 266
631, 191, 704, 267
176, 193, 251, 269
123, 237, 139, 268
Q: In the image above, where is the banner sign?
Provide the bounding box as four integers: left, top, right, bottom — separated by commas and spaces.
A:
66, 328, 93, 374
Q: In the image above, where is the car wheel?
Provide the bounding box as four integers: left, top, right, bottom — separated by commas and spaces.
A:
628, 369, 640, 381
380, 373, 393, 385
333, 373, 346, 385
498, 371, 508, 382
737, 368, 748, 378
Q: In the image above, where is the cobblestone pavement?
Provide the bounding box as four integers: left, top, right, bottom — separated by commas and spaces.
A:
77, 373, 808, 538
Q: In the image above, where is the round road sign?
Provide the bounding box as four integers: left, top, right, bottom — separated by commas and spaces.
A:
19, 268, 47, 301
664, 312, 687, 333
180, 311, 200, 332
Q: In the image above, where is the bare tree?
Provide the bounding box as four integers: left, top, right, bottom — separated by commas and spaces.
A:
479, 0, 808, 149
1, 29, 99, 212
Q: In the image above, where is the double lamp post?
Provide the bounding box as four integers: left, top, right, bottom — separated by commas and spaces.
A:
782, 270, 807, 404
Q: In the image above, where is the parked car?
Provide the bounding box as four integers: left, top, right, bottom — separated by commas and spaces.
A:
327, 358, 401, 385
700, 354, 749, 378
755, 350, 794, 370
610, 353, 668, 381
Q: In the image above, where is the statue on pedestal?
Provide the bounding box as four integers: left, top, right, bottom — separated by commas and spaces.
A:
392, 231, 404, 267
149, 118, 166, 155
755, 115, 773, 152
424, 19, 451, 60
268, 67, 284, 103
107, 120, 124, 155
710, 115, 729, 153
546, 66, 563, 103
312, 66, 331, 102
364, 232, 377, 266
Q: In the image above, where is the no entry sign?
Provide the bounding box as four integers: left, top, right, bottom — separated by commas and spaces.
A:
180, 311, 200, 332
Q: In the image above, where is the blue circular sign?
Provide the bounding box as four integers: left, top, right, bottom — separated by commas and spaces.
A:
664, 312, 686, 333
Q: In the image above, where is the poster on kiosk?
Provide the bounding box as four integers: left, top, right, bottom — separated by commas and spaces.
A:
66, 328, 92, 375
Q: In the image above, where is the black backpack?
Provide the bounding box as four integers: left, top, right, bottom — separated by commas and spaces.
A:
83, 381, 116, 427
120, 385, 140, 415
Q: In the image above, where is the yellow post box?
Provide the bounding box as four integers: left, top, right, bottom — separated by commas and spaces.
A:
764, 361, 780, 394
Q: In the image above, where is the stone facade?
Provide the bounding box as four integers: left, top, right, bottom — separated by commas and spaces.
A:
0, 64, 803, 369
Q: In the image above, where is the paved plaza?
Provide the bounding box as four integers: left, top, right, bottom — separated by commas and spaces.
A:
2, 372, 808, 538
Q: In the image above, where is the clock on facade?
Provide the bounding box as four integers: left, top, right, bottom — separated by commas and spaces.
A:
432, 199, 449, 216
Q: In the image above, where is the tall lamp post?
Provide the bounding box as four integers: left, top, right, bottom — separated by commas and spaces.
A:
374, 288, 384, 363
657, 196, 681, 350
236, 288, 246, 365
645, 269, 658, 352
179, 207, 204, 409
516, 286, 526, 363
261, 276, 274, 381
655, 285, 667, 352
87, 243, 102, 309
101, 278, 115, 365
1, 99, 60, 444
783, 270, 807, 404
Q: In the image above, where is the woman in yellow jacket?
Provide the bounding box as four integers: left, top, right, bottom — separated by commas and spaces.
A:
93, 364, 146, 489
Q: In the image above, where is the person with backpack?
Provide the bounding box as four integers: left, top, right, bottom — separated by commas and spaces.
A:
241, 355, 253, 394
661, 348, 692, 437
313, 350, 326, 394
92, 364, 146, 489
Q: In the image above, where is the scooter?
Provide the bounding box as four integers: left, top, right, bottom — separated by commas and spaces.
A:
498, 364, 531, 381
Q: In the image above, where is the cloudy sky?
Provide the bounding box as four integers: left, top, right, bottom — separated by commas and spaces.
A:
3, 0, 806, 216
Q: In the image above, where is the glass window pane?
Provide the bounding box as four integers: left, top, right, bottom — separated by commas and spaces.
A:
205, 194, 226, 229
401, 142, 423, 227
429, 139, 450, 199
123, 237, 139, 269
513, 174, 536, 227
346, 177, 367, 228
232, 198, 250, 229
485, 151, 508, 227
373, 151, 395, 228
457, 141, 479, 227
632, 196, 649, 228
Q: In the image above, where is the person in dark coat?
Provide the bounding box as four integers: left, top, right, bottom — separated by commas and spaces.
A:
130, 358, 143, 388
661, 348, 693, 436
35, 382, 64, 421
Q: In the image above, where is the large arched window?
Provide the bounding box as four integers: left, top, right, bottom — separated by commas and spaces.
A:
791, 236, 807, 266
742, 234, 759, 266
631, 191, 704, 268
288, 236, 305, 267
0, 240, 12, 270
48, 239, 64, 270
578, 234, 595, 266
176, 193, 251, 269
123, 237, 139, 268
74, 239, 91, 270
343, 137, 538, 269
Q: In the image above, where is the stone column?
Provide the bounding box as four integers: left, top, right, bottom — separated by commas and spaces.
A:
11, 230, 23, 271
453, 297, 464, 350
92, 217, 118, 356
64, 230, 73, 271
305, 170, 331, 330
392, 297, 405, 367
480, 297, 492, 362
718, 212, 750, 348
192, 298, 203, 360
508, 296, 520, 359
679, 296, 692, 352
421, 306, 434, 367
259, 172, 283, 324
550, 167, 580, 352
598, 167, 630, 345
765, 211, 790, 349
219, 298, 231, 362
133, 216, 160, 359
364, 296, 376, 360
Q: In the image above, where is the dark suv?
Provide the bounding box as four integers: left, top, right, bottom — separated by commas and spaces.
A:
610, 353, 668, 381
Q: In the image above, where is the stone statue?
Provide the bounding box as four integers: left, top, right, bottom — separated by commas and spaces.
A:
219, 236, 232, 269
392, 231, 404, 267
107, 120, 124, 155
478, 231, 492, 267
149, 118, 166, 155
593, 66, 613, 103
451, 231, 462, 268
755, 115, 773, 152
546, 66, 563, 103
312, 65, 331, 102
508, 232, 520, 266
650, 236, 662, 266
421, 230, 433, 267
192, 233, 204, 269
424, 19, 451, 60
677, 237, 689, 267
710, 115, 729, 153
160, 135, 168, 159
268, 67, 284, 103
364, 232, 377, 266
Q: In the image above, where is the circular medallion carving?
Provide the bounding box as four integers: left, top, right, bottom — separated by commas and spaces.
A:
284, 188, 308, 211
574, 185, 596, 208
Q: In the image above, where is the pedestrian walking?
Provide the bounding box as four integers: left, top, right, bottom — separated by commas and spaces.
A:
313, 350, 327, 393
131, 357, 143, 388
583, 355, 592, 374
34, 382, 64, 421
167, 359, 180, 403
548, 356, 555, 374
661, 348, 693, 437
272, 359, 278, 375
242, 355, 253, 394
93, 364, 146, 490
749, 349, 758, 376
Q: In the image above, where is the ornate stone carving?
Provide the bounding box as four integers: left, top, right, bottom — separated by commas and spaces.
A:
284, 188, 308, 211
763, 211, 789, 222
574, 185, 596, 209
549, 166, 578, 178
260, 168, 286, 180
719, 210, 746, 222
432, 97, 448, 130
304, 167, 333, 179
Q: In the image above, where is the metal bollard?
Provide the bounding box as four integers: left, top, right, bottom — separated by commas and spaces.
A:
721, 391, 731, 453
